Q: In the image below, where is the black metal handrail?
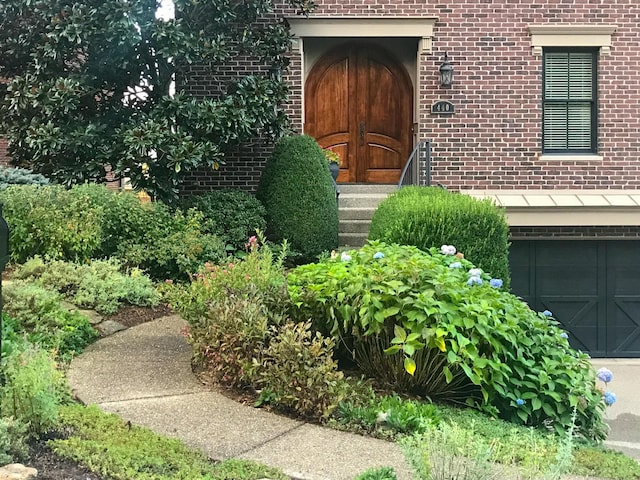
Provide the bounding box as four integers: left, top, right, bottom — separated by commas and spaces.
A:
398, 139, 431, 188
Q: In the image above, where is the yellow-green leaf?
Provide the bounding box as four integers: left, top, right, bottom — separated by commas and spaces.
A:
404, 357, 416, 376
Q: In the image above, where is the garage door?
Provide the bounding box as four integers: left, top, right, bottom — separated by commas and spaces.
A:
510, 241, 640, 358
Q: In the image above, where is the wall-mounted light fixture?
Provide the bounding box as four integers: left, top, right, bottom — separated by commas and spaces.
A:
439, 52, 453, 87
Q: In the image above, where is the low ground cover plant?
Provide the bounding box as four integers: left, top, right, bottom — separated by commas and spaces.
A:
3, 283, 98, 361
288, 241, 607, 440
12, 256, 160, 314
50, 404, 288, 480
369, 186, 511, 289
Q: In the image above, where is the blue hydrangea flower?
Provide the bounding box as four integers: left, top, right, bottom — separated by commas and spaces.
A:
373, 252, 385, 259
467, 276, 483, 286
542, 310, 553, 317
604, 391, 617, 406
468, 268, 483, 277
597, 367, 613, 384
449, 262, 462, 269
516, 398, 525, 406
340, 252, 352, 262
441, 245, 456, 255
489, 278, 503, 288
559, 332, 569, 339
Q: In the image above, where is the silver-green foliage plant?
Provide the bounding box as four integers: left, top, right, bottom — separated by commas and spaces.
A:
400, 422, 500, 480
0, 165, 50, 188
13, 256, 160, 315
288, 241, 607, 440
0, 416, 29, 464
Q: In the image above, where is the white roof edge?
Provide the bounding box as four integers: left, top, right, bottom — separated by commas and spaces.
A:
462, 190, 640, 226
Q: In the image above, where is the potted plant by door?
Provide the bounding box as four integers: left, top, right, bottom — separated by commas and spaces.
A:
324, 148, 341, 181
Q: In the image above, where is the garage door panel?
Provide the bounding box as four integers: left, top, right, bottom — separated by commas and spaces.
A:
535, 265, 599, 295
541, 298, 600, 352
509, 240, 640, 358
607, 299, 640, 356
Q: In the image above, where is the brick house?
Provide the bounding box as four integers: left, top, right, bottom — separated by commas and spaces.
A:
179, 1, 640, 358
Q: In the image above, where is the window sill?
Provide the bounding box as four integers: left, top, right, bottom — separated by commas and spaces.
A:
538, 154, 603, 162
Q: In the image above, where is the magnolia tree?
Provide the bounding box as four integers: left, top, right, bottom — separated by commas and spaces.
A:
0, 0, 314, 203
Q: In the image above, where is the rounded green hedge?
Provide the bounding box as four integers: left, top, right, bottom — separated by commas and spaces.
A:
369, 186, 511, 289
257, 135, 338, 261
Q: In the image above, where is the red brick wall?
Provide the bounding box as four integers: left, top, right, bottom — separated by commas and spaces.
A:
180, 0, 640, 194
0, 138, 9, 167
510, 226, 640, 239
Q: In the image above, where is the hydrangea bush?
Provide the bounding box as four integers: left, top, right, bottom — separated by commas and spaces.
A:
288, 241, 608, 440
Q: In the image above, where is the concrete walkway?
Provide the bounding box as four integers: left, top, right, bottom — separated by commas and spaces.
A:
67, 315, 639, 480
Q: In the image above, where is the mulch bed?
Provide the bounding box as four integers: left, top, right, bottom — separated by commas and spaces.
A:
103, 303, 173, 329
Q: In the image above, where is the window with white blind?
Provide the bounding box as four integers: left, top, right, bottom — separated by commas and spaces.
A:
543, 49, 597, 154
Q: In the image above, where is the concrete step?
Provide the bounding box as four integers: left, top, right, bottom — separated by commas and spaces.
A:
339, 232, 369, 248
339, 207, 377, 221
337, 184, 398, 195
339, 219, 371, 234
338, 193, 390, 209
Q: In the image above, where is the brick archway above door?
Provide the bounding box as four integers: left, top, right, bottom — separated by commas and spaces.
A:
304, 43, 413, 184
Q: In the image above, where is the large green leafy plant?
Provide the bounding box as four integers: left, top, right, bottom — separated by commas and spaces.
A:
288, 241, 607, 440
0, 0, 314, 204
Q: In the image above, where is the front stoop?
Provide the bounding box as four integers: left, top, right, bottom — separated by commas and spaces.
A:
338, 184, 396, 247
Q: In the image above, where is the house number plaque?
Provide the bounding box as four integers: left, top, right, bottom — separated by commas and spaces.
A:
431, 100, 455, 114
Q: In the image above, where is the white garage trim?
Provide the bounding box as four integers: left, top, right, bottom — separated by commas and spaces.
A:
464, 190, 640, 226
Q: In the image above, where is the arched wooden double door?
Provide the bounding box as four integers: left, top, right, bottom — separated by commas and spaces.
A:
305, 43, 413, 184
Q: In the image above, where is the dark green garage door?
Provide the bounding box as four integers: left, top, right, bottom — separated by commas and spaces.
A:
510, 241, 640, 358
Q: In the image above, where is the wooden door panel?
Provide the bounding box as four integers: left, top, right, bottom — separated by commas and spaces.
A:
306, 43, 412, 183
305, 50, 357, 182
361, 58, 410, 155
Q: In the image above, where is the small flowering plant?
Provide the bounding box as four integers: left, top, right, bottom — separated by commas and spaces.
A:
596, 367, 617, 407
323, 148, 341, 166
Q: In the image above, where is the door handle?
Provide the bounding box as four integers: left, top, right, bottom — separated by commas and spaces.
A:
359, 121, 365, 144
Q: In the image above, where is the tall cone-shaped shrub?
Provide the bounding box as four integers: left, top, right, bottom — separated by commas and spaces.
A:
257, 135, 338, 260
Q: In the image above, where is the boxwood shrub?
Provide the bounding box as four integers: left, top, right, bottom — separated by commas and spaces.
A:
257, 135, 338, 262
368, 186, 511, 289
287, 241, 607, 441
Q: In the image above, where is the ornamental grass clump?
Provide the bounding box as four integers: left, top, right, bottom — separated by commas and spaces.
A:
368, 186, 511, 289
287, 241, 608, 440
